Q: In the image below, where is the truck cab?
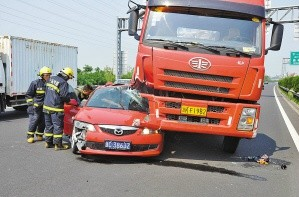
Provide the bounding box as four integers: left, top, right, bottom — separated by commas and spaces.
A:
127, 0, 283, 153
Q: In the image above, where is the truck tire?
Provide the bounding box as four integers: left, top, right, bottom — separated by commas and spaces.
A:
13, 106, 28, 111
222, 136, 240, 154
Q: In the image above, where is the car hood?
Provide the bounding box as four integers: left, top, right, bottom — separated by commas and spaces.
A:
74, 107, 147, 126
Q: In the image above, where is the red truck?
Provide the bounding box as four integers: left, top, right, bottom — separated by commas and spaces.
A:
127, 0, 283, 153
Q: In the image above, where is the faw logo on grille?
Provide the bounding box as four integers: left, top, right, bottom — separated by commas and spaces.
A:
189, 57, 211, 71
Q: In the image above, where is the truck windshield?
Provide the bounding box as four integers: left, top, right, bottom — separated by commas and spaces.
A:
143, 9, 262, 57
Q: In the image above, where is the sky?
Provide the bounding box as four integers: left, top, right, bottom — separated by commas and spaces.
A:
0, 0, 298, 77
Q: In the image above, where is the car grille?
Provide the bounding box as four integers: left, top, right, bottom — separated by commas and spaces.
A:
99, 127, 137, 136
85, 142, 158, 152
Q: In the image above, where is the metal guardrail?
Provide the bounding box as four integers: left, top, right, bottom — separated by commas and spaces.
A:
279, 85, 299, 99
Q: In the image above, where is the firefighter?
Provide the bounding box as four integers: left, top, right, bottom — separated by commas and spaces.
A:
43, 67, 74, 150
26, 66, 52, 143
74, 84, 93, 102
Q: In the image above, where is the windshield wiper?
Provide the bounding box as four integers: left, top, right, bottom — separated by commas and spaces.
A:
207, 46, 252, 57
145, 38, 189, 51
174, 41, 220, 54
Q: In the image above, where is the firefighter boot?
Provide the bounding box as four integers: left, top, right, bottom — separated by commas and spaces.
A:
45, 142, 54, 148
54, 144, 70, 151
27, 135, 34, 143
36, 135, 43, 141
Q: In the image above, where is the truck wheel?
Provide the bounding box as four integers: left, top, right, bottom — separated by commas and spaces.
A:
13, 106, 28, 111
222, 136, 240, 154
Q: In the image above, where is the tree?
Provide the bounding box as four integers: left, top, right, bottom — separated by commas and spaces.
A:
83, 64, 93, 72
121, 69, 133, 79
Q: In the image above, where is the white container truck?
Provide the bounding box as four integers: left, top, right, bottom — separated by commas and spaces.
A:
0, 35, 78, 113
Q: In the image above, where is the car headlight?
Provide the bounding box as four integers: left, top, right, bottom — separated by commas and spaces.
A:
141, 128, 159, 135
73, 120, 96, 132
238, 108, 256, 131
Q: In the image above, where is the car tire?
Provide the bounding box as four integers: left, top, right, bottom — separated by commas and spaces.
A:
222, 136, 240, 154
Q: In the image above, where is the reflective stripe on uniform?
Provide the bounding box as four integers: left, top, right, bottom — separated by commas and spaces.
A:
44, 133, 54, 137
43, 105, 64, 112
34, 103, 39, 107
53, 134, 63, 138
27, 131, 35, 135
46, 83, 60, 93
26, 98, 33, 103
35, 131, 44, 135
36, 90, 45, 94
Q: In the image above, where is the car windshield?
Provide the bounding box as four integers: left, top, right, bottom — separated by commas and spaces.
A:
143, 8, 262, 57
86, 86, 148, 112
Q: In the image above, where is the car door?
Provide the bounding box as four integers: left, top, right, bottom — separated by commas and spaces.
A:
64, 85, 80, 136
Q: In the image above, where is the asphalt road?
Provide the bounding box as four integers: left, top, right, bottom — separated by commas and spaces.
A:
0, 83, 298, 197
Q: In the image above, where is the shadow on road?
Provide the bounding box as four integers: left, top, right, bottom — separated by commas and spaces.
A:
0, 110, 27, 122
76, 131, 291, 180
77, 132, 290, 166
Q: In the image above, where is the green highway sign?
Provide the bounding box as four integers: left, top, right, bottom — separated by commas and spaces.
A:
290, 51, 299, 65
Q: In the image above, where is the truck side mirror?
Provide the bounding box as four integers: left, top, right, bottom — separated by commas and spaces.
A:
266, 23, 284, 54
128, 7, 139, 37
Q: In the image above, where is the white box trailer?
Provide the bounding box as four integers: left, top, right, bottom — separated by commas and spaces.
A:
0, 35, 78, 112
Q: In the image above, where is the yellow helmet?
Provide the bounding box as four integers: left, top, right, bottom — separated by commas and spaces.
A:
39, 66, 52, 76
61, 67, 74, 79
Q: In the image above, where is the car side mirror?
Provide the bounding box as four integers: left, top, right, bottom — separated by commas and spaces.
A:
68, 99, 79, 106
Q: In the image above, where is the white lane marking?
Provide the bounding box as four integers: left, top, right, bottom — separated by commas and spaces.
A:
274, 85, 299, 152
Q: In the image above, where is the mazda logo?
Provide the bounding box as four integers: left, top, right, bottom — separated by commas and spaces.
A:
189, 57, 211, 71
114, 128, 123, 136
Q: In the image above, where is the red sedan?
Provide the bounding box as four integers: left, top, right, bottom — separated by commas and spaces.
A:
64, 85, 164, 157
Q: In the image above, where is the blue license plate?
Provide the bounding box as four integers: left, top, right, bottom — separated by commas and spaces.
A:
104, 140, 131, 150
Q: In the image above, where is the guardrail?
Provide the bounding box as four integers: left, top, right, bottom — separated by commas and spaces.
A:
279, 85, 299, 99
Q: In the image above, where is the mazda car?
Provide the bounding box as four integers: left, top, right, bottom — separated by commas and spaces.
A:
64, 85, 164, 157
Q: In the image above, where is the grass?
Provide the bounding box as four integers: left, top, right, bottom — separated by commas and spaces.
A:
279, 87, 299, 106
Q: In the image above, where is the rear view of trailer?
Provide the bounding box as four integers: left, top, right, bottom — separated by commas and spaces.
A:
0, 35, 78, 107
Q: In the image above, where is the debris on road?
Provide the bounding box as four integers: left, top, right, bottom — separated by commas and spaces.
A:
245, 154, 269, 165
281, 164, 287, 170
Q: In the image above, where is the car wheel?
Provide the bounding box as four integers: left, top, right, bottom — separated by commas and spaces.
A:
71, 135, 80, 155
222, 136, 240, 154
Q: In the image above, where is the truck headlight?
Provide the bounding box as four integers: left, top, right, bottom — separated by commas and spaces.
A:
74, 120, 96, 132
141, 128, 159, 135
237, 108, 256, 131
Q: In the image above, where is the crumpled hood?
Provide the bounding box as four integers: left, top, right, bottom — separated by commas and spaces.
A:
75, 107, 147, 126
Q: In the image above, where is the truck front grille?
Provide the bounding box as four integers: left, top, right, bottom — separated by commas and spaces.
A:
165, 102, 224, 113
165, 81, 229, 94
166, 114, 220, 125
164, 102, 223, 125
165, 69, 233, 83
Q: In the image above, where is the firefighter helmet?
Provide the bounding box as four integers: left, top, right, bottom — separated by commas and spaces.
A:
61, 67, 74, 79
39, 66, 52, 76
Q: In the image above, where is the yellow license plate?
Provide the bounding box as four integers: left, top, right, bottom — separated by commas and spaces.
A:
181, 105, 207, 117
